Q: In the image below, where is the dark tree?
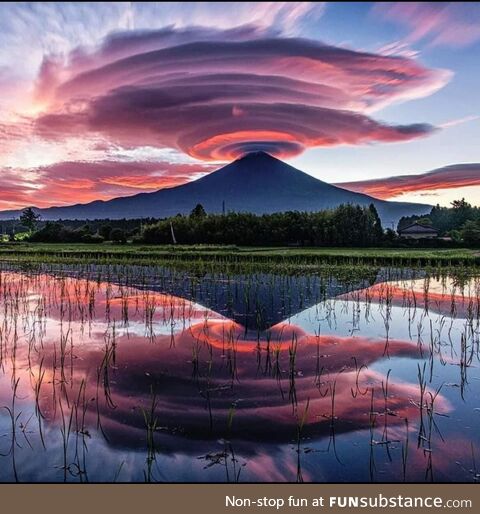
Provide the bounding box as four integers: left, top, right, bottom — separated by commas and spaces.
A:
450, 198, 473, 228
368, 204, 384, 241
461, 220, 480, 246
99, 223, 113, 240
20, 207, 41, 232
190, 204, 207, 219
110, 228, 127, 243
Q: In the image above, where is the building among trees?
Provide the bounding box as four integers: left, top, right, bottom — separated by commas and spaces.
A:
398, 222, 439, 239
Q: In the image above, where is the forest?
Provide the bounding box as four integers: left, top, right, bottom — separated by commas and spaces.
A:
2, 199, 479, 247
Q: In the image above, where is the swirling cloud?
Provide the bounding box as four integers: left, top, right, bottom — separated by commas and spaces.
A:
336, 163, 480, 200
33, 26, 449, 161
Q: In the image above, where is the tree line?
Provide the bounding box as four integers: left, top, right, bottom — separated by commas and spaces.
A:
398, 199, 480, 245
3, 208, 148, 243
7, 199, 480, 247
140, 203, 386, 246
13, 204, 387, 246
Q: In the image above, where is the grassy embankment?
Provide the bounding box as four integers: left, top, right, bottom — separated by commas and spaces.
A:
0, 242, 478, 272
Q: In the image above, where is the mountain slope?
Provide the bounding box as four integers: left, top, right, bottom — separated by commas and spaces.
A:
0, 152, 431, 224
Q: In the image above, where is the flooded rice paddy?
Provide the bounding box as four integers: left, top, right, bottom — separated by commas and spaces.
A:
0, 264, 479, 482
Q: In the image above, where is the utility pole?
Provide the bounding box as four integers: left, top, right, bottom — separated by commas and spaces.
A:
170, 221, 177, 244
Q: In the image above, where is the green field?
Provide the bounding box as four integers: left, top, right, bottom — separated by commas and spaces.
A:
0, 242, 478, 270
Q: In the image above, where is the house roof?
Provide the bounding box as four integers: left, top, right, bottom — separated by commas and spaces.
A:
398, 222, 439, 234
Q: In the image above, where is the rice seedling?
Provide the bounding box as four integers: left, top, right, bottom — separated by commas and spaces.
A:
0, 261, 477, 482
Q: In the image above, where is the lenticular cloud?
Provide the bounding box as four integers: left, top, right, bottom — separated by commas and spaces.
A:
337, 163, 480, 199
34, 26, 450, 160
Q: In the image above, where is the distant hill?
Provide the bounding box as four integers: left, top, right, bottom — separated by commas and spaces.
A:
0, 152, 431, 225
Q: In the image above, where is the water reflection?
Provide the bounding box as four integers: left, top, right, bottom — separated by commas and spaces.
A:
0, 268, 478, 482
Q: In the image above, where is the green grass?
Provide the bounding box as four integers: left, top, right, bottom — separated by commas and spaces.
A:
0, 242, 478, 270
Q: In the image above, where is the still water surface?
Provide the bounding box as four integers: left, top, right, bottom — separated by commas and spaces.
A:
0, 265, 478, 482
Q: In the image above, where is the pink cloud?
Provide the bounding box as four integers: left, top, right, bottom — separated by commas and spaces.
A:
2, 269, 450, 470
336, 163, 480, 199
32, 26, 448, 161
373, 2, 480, 48
0, 160, 213, 210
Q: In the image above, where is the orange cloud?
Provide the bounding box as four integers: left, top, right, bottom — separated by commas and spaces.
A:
0, 160, 213, 210
336, 163, 480, 200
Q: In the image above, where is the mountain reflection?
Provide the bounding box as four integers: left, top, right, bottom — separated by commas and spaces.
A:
0, 271, 448, 454
3, 268, 478, 482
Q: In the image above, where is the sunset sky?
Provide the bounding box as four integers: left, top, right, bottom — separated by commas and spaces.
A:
0, 2, 479, 210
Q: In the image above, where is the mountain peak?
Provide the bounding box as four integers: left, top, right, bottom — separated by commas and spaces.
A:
229, 150, 295, 177
236, 151, 277, 162
0, 152, 431, 224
